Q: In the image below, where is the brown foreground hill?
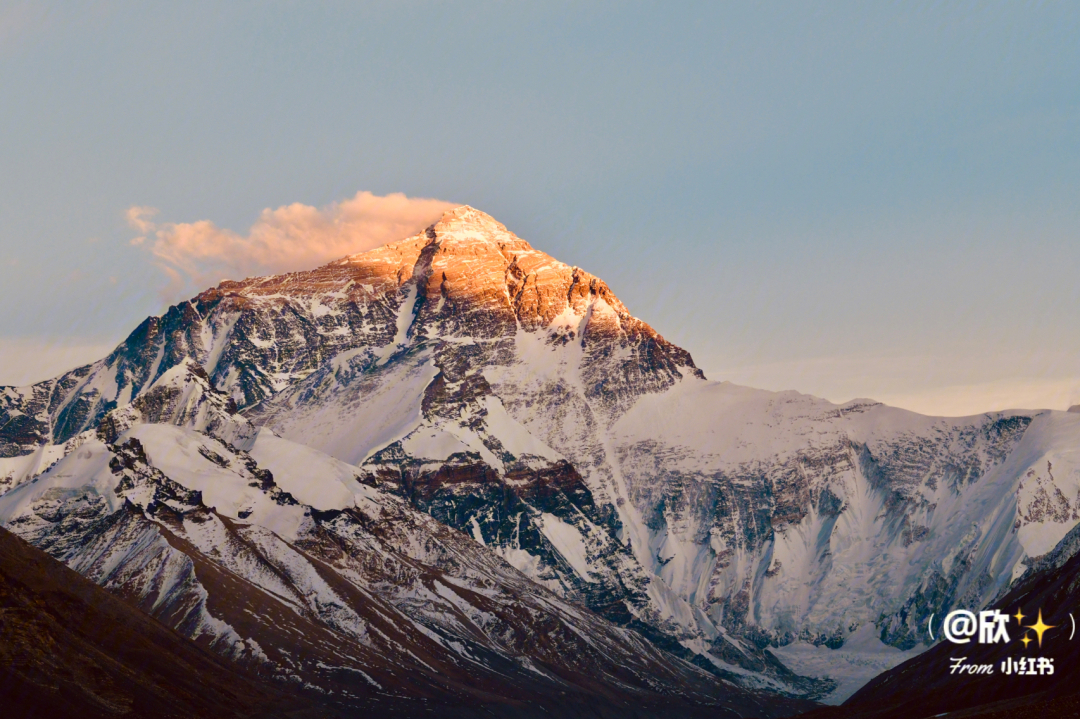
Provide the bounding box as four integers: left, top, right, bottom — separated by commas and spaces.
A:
0, 524, 314, 719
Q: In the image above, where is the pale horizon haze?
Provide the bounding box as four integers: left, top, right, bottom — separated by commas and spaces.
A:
1, 2, 1078, 417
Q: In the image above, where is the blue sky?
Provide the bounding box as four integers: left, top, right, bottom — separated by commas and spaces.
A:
1, 1, 1078, 414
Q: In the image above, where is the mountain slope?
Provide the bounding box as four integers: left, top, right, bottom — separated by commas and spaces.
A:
0, 412, 810, 716
0, 523, 312, 719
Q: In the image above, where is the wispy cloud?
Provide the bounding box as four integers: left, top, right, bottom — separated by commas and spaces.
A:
127, 191, 456, 299
126, 206, 158, 241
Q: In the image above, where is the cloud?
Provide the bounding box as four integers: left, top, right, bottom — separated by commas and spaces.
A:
126, 206, 158, 243
127, 191, 456, 299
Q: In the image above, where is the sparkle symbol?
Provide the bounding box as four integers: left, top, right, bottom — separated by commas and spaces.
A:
1013, 608, 1026, 626
1021, 632, 1032, 649
1024, 610, 1057, 648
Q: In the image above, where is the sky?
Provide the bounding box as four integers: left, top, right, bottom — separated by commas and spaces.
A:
1, 0, 1078, 416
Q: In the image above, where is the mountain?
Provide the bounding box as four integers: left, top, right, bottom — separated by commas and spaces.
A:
0, 522, 313, 718
2, 205, 1080, 708
0, 360, 807, 717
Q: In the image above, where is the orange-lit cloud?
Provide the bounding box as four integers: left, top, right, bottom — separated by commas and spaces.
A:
126, 206, 158, 244
128, 191, 456, 299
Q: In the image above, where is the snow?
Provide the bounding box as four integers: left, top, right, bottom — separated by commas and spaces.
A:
769, 624, 924, 704
496, 547, 548, 585
200, 310, 240, 375
249, 430, 364, 511
538, 513, 594, 582
10, 325, 1071, 702
125, 424, 309, 540
0, 441, 120, 524
8, 209, 1080, 702
400, 427, 472, 462
329, 346, 371, 375
480, 396, 563, 463
375, 284, 419, 366
0, 443, 66, 487
268, 353, 439, 467
468, 516, 485, 545
1011, 411, 1080, 556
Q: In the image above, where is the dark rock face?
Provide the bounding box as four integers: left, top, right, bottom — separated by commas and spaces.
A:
368, 450, 647, 625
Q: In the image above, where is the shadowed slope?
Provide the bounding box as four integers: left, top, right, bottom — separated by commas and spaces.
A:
0, 524, 311, 719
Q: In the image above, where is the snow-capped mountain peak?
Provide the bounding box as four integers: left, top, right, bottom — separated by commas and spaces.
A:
3, 207, 1080, 709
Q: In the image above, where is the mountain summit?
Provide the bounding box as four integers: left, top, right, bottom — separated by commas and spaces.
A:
0, 205, 699, 451
3, 207, 1080, 712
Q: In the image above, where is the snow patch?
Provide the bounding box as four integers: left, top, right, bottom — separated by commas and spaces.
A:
769, 624, 925, 704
